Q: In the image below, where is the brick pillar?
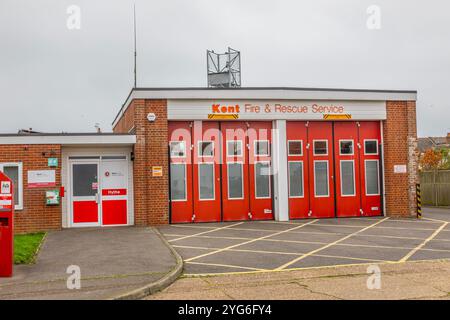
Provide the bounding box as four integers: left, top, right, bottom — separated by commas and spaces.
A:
383, 101, 418, 217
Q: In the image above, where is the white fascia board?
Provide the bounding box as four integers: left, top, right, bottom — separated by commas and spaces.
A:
0, 135, 136, 146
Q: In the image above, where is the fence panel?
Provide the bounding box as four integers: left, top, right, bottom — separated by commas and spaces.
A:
419, 170, 450, 206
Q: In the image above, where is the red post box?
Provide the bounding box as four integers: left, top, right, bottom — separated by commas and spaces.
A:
0, 171, 14, 277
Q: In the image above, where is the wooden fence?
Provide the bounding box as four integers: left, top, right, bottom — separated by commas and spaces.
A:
419, 170, 450, 206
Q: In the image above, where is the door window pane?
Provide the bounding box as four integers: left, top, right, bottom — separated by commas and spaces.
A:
340, 140, 354, 155
288, 141, 303, 156
227, 163, 243, 199
170, 163, 186, 201
255, 141, 270, 156
289, 162, 303, 197
199, 163, 214, 200
170, 141, 186, 158
314, 161, 329, 196
73, 164, 98, 197
313, 140, 328, 155
340, 161, 355, 196
3, 166, 19, 206
227, 141, 243, 157
255, 162, 270, 198
365, 140, 378, 154
365, 160, 380, 195
199, 141, 214, 157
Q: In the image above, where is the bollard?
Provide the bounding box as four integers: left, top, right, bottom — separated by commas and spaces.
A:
416, 183, 422, 219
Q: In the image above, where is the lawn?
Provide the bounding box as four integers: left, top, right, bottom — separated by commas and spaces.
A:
14, 232, 46, 264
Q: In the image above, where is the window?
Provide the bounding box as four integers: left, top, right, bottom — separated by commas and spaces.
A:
227, 162, 243, 199
72, 164, 98, 197
314, 161, 329, 197
313, 140, 328, 155
254, 140, 270, 156
255, 162, 271, 198
339, 140, 354, 155
288, 140, 303, 156
340, 160, 355, 196
364, 140, 378, 155
198, 163, 215, 200
198, 141, 214, 157
365, 160, 380, 195
0, 162, 23, 210
227, 141, 243, 157
170, 141, 186, 158
170, 163, 186, 201
288, 161, 304, 198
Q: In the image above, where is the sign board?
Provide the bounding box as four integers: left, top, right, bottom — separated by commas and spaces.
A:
45, 190, 60, 205
48, 158, 58, 167
28, 170, 56, 188
394, 165, 407, 173
1, 181, 11, 194
152, 166, 163, 177
168, 100, 386, 121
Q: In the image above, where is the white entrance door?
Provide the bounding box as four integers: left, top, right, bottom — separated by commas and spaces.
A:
99, 157, 129, 226
70, 161, 100, 226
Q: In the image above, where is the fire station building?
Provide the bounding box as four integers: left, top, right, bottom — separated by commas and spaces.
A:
0, 87, 418, 233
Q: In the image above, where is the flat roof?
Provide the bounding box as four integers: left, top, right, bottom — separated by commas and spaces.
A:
112, 87, 418, 127
0, 133, 136, 146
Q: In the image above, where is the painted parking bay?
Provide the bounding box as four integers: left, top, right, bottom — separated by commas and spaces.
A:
158, 208, 450, 275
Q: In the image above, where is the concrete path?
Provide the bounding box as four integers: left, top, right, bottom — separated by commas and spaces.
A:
0, 227, 178, 300
148, 259, 450, 300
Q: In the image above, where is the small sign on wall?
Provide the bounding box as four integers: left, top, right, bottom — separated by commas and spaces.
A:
46, 190, 60, 205
394, 165, 407, 173
28, 170, 56, 188
152, 166, 163, 177
48, 158, 58, 167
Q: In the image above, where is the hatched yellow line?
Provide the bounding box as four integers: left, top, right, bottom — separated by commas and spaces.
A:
398, 221, 450, 262
186, 261, 267, 271
275, 217, 390, 270
185, 219, 319, 262
168, 222, 244, 242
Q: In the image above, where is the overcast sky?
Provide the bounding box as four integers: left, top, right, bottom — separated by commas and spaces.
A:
0, 0, 449, 136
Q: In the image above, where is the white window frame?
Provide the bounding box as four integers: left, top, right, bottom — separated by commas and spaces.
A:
170, 163, 187, 202
340, 160, 356, 197
254, 160, 271, 199
339, 139, 354, 156
364, 139, 379, 155
254, 140, 270, 157
313, 160, 329, 197
288, 161, 304, 198
169, 141, 186, 158
288, 140, 303, 156
313, 140, 328, 156
226, 140, 243, 157
365, 159, 380, 196
0, 162, 23, 210
227, 161, 244, 200
198, 162, 215, 201
198, 141, 214, 158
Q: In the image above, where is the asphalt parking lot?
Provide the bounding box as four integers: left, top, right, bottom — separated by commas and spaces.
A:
159, 207, 450, 275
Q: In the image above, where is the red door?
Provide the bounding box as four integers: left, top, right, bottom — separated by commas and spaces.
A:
192, 121, 221, 222
71, 162, 100, 226
359, 121, 382, 216
334, 122, 361, 217
286, 121, 310, 219
248, 121, 273, 220
307, 122, 335, 218
169, 121, 193, 223
221, 122, 250, 221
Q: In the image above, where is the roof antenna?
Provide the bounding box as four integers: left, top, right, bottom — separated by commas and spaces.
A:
133, 3, 137, 88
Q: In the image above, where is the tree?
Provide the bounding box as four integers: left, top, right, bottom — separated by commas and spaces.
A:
419, 149, 442, 171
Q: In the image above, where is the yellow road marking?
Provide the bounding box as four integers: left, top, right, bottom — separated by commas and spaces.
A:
186, 261, 267, 271
168, 222, 244, 242
275, 217, 390, 270
185, 219, 319, 262
398, 221, 450, 262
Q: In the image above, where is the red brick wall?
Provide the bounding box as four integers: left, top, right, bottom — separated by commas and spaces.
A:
0, 144, 62, 234
114, 99, 169, 225
383, 101, 418, 217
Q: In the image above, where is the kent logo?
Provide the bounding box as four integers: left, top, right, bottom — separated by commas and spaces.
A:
212, 104, 240, 113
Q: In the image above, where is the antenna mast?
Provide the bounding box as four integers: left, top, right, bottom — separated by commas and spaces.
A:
133, 3, 137, 88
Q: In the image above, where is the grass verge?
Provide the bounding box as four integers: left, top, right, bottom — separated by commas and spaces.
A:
14, 232, 46, 264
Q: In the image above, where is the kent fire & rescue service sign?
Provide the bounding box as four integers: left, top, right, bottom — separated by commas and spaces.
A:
167, 100, 386, 121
